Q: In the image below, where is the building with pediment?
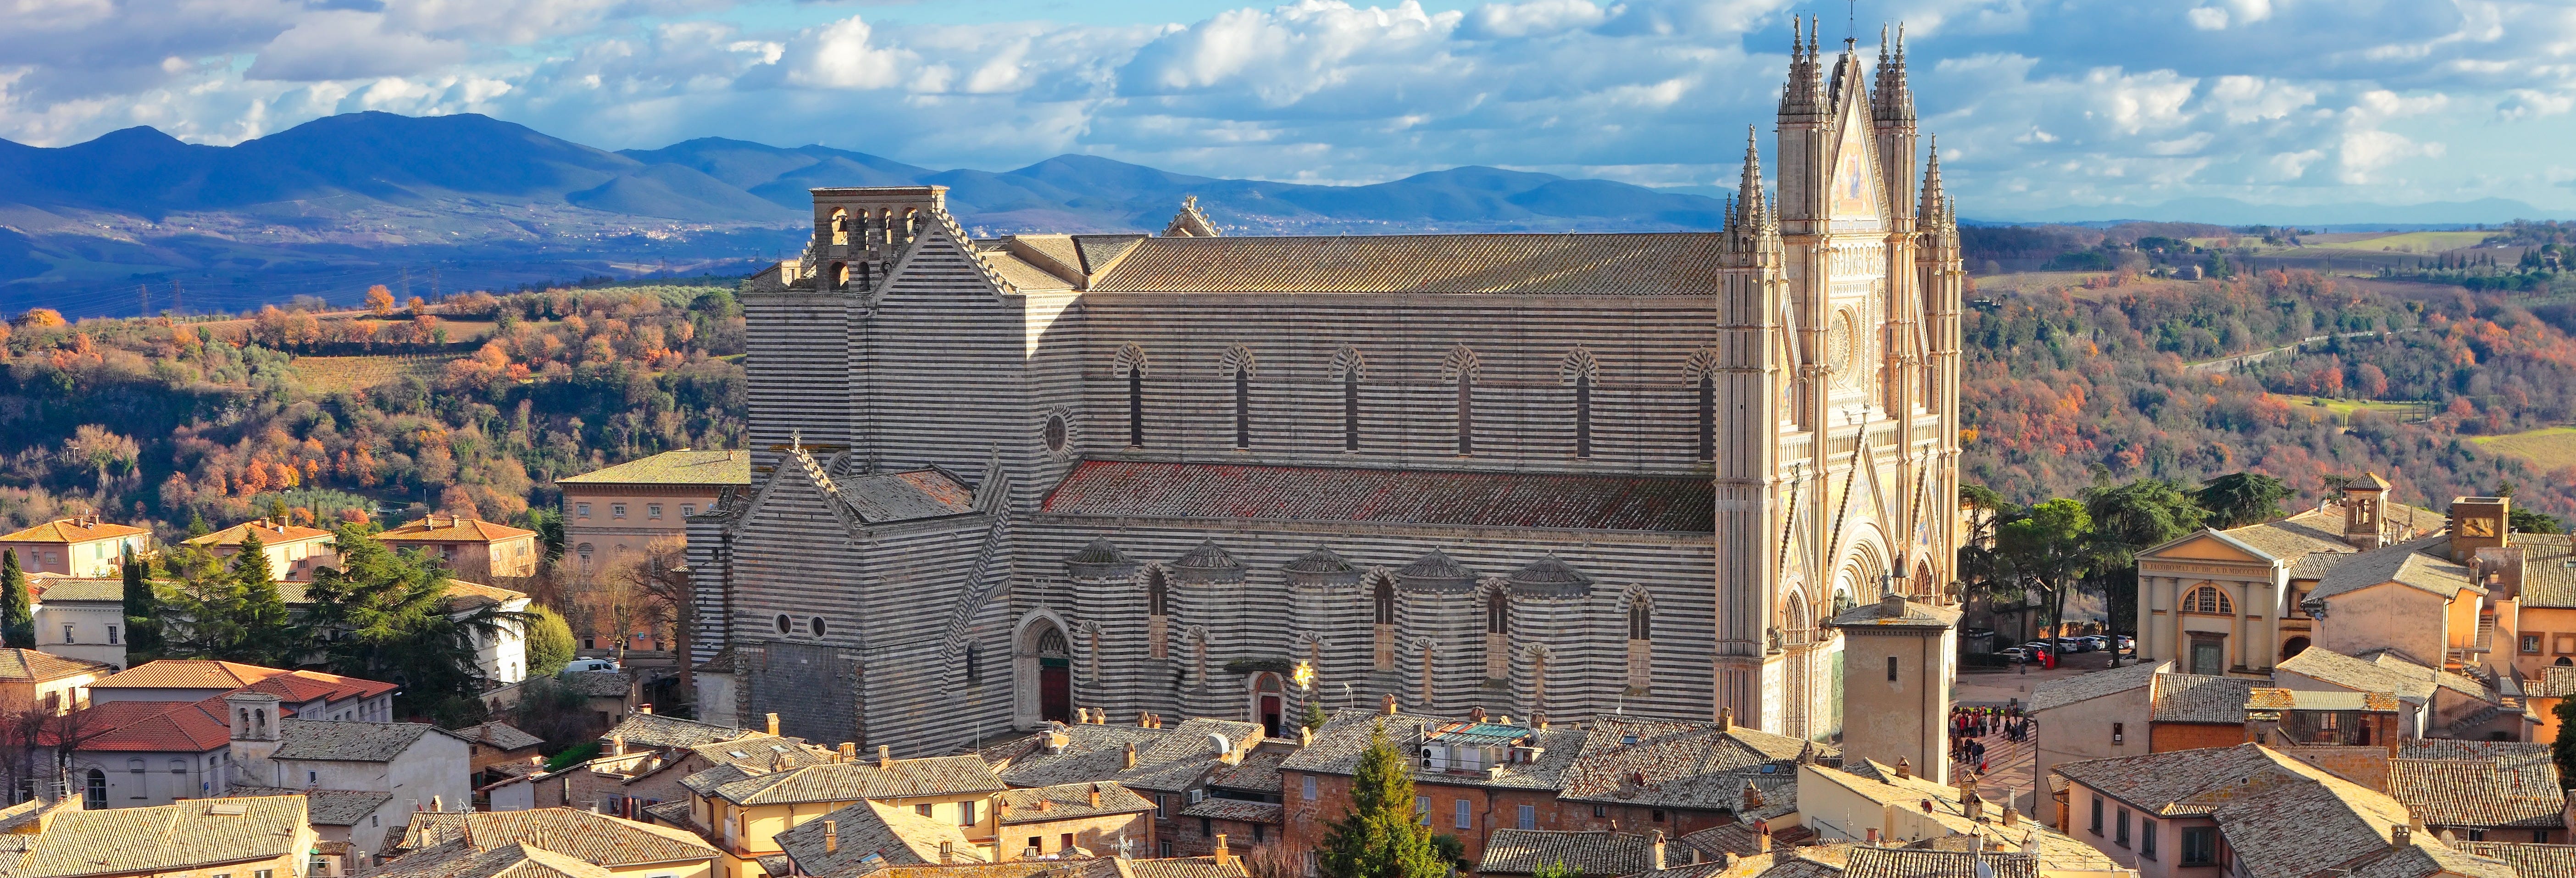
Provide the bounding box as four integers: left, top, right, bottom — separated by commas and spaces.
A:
688, 23, 1965, 754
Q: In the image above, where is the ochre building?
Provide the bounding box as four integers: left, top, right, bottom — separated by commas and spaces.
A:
692, 29, 1965, 754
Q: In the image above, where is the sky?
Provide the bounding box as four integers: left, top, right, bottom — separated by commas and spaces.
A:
3, 0, 2574, 217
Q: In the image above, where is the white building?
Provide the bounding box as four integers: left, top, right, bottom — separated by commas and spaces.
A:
226, 692, 474, 864
28, 576, 129, 671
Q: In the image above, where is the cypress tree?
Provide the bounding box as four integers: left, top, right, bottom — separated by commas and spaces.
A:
121, 545, 164, 661
0, 550, 31, 649
1316, 723, 1445, 878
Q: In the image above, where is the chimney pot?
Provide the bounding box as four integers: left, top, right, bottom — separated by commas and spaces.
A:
610, 736, 626, 756
766, 713, 780, 736
825, 820, 838, 853
2392, 824, 2411, 849
639, 705, 651, 715
1718, 707, 1733, 731
1865, 828, 1880, 845
2001, 804, 2019, 827
1648, 830, 1666, 871
1381, 694, 1398, 716
1122, 742, 1138, 770
878, 745, 893, 768
1468, 707, 1486, 722
1213, 834, 1230, 867
1896, 757, 1912, 780
1089, 784, 1102, 808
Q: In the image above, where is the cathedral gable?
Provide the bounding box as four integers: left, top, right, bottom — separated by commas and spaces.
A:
1826, 100, 1888, 232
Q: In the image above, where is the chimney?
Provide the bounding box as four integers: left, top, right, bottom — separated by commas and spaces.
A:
1648, 830, 1666, 871
878, 745, 893, 768
1468, 707, 1486, 722
2001, 804, 2019, 828
1139, 713, 1155, 728
639, 705, 652, 715
1122, 742, 1138, 770
825, 820, 838, 853
610, 736, 627, 756
1741, 778, 1764, 810
2391, 824, 2411, 849
1533, 712, 1549, 730
1895, 757, 1912, 780
766, 713, 780, 736
1756, 822, 1772, 853
1299, 726, 1314, 746
1865, 828, 1880, 845
839, 742, 856, 762
1037, 798, 1051, 812
1213, 834, 1230, 867
1089, 784, 1103, 808
1717, 707, 1733, 731
1381, 694, 1399, 716
940, 841, 956, 864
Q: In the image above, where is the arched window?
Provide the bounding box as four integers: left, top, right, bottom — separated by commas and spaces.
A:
1626, 599, 1653, 692
1563, 349, 1598, 460
1333, 345, 1365, 453
2183, 585, 2234, 616
1371, 573, 1397, 672
1037, 627, 1069, 656
965, 645, 980, 684
83, 770, 104, 810
1486, 592, 1509, 636
830, 208, 850, 246
1146, 568, 1171, 661
1419, 644, 1436, 706
1698, 375, 1716, 461
1115, 344, 1148, 448
1483, 591, 1510, 682
1444, 345, 1478, 456
1222, 345, 1254, 451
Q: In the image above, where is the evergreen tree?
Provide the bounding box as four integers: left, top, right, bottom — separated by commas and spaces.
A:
524, 605, 577, 677
2197, 472, 2293, 530
185, 514, 210, 539
120, 545, 164, 661
231, 531, 293, 665
1302, 699, 1329, 733
1317, 723, 1445, 878
2557, 695, 2576, 792
305, 525, 528, 717
161, 542, 247, 661
0, 550, 29, 649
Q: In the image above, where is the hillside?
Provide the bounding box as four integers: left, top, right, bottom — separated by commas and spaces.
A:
0, 113, 1735, 317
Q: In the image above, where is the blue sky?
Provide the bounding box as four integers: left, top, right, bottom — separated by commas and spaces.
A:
3, 0, 2572, 216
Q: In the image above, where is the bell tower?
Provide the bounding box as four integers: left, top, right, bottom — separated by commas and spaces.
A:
2342, 473, 2391, 549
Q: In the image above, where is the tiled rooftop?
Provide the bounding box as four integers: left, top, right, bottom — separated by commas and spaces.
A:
1846, 847, 2038, 878
1204, 749, 1284, 794
2452, 841, 2576, 878
0, 518, 150, 545
369, 840, 611, 878
2311, 538, 2475, 601
556, 450, 752, 486
378, 515, 537, 543
74, 697, 233, 752
775, 800, 983, 874
2027, 660, 2168, 713
1041, 461, 1715, 533
1555, 718, 1817, 817
601, 711, 741, 750
2150, 672, 2259, 724
994, 719, 1265, 794
10, 795, 308, 878
271, 719, 458, 762
1278, 709, 1581, 790
2206, 771, 2417, 878
1174, 797, 1281, 824
2515, 533, 2576, 609
694, 755, 1006, 806
458, 721, 545, 751
89, 659, 284, 690
2386, 757, 2565, 829
220, 785, 391, 825
0, 648, 114, 683
398, 809, 719, 866
1072, 233, 1736, 296
1476, 829, 1659, 876
183, 519, 336, 547
997, 781, 1156, 825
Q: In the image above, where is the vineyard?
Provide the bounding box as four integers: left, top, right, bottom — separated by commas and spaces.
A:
289, 354, 467, 394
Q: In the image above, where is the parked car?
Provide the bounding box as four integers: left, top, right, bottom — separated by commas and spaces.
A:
560, 658, 622, 675
2054, 637, 2093, 653
2079, 635, 2111, 651
2117, 635, 2136, 651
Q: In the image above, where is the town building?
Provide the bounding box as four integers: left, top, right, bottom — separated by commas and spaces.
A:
222, 786, 395, 872
558, 449, 749, 579
86, 660, 397, 721
2272, 646, 2525, 741
988, 716, 1264, 859
377, 514, 540, 581
2, 795, 317, 878
221, 694, 473, 863
0, 517, 150, 578
2050, 743, 2529, 878
183, 519, 339, 581
1474, 828, 1668, 877
672, 749, 1012, 878
0, 648, 113, 716
386, 808, 725, 878
1792, 756, 2119, 872
67, 697, 237, 807
456, 720, 545, 778
26, 576, 128, 670
692, 28, 1969, 750
2388, 740, 2566, 844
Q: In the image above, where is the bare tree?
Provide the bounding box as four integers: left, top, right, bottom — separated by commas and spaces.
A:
619, 535, 693, 703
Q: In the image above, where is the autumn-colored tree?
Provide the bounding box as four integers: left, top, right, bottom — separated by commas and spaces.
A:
366, 284, 396, 316
14, 309, 63, 328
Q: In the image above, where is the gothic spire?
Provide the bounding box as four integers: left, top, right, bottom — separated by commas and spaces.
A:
1737, 126, 1769, 229
1781, 17, 1823, 116
1918, 137, 1946, 223
1874, 23, 1916, 124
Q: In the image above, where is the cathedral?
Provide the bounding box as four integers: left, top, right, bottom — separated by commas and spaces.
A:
690, 24, 1965, 756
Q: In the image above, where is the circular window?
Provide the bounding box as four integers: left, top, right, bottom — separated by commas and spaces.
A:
775, 614, 792, 635
810, 617, 828, 637
1826, 310, 1857, 377
1043, 414, 1068, 452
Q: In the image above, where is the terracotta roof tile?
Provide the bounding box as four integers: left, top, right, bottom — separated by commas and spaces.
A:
1279, 710, 1580, 791
2312, 538, 2476, 601
370, 840, 615, 878
27, 577, 124, 602
1084, 234, 1732, 296
1845, 847, 2037, 878
460, 721, 544, 751
1205, 750, 1284, 794
74, 697, 233, 752
602, 712, 738, 750
89, 659, 286, 690
2515, 533, 2576, 609
997, 720, 1266, 794
2150, 673, 2259, 724
1042, 461, 1714, 533
1113, 858, 1247, 878
183, 520, 336, 547
0, 519, 150, 545
1174, 798, 1280, 824
378, 516, 538, 544
0, 648, 113, 683
999, 781, 1157, 825
1557, 719, 1816, 816
775, 800, 984, 873
2207, 772, 2415, 878
239, 668, 400, 706
270, 720, 456, 762
2029, 661, 2169, 713
700, 755, 1006, 806
556, 450, 751, 486
2452, 841, 2576, 878
397, 809, 719, 867
222, 785, 391, 825
2385, 757, 2564, 828
1476, 829, 1659, 876
11, 795, 308, 878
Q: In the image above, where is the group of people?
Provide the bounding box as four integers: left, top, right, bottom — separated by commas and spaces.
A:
1948, 705, 2032, 774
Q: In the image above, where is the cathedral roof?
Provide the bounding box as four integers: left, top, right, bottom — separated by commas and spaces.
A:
1074, 234, 1731, 296
1041, 461, 1715, 533
1505, 554, 1593, 598
1281, 545, 1360, 589
1064, 537, 1139, 579
1396, 549, 1477, 593
1169, 539, 1246, 584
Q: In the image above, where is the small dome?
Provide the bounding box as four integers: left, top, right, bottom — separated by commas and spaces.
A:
1282, 545, 1360, 589
1506, 554, 1593, 598
1065, 537, 1138, 579
1171, 539, 1246, 584
1396, 548, 1477, 593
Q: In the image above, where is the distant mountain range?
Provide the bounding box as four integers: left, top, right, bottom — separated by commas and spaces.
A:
0, 111, 2564, 316
1980, 196, 2575, 229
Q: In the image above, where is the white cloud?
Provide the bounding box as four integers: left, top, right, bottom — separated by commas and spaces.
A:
784, 17, 915, 89
2187, 7, 2228, 31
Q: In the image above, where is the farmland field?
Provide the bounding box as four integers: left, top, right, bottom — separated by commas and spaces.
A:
2305, 231, 2493, 253
290, 354, 462, 393
2472, 426, 2576, 473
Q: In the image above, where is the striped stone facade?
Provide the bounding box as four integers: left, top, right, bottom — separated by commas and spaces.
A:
694, 34, 1963, 755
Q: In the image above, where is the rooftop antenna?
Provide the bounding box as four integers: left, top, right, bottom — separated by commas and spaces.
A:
1847, 0, 1857, 44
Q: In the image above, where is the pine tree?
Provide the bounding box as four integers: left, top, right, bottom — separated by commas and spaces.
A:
2555, 695, 2576, 794
231, 531, 293, 666
1316, 723, 1445, 878
0, 550, 31, 649
121, 546, 164, 661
